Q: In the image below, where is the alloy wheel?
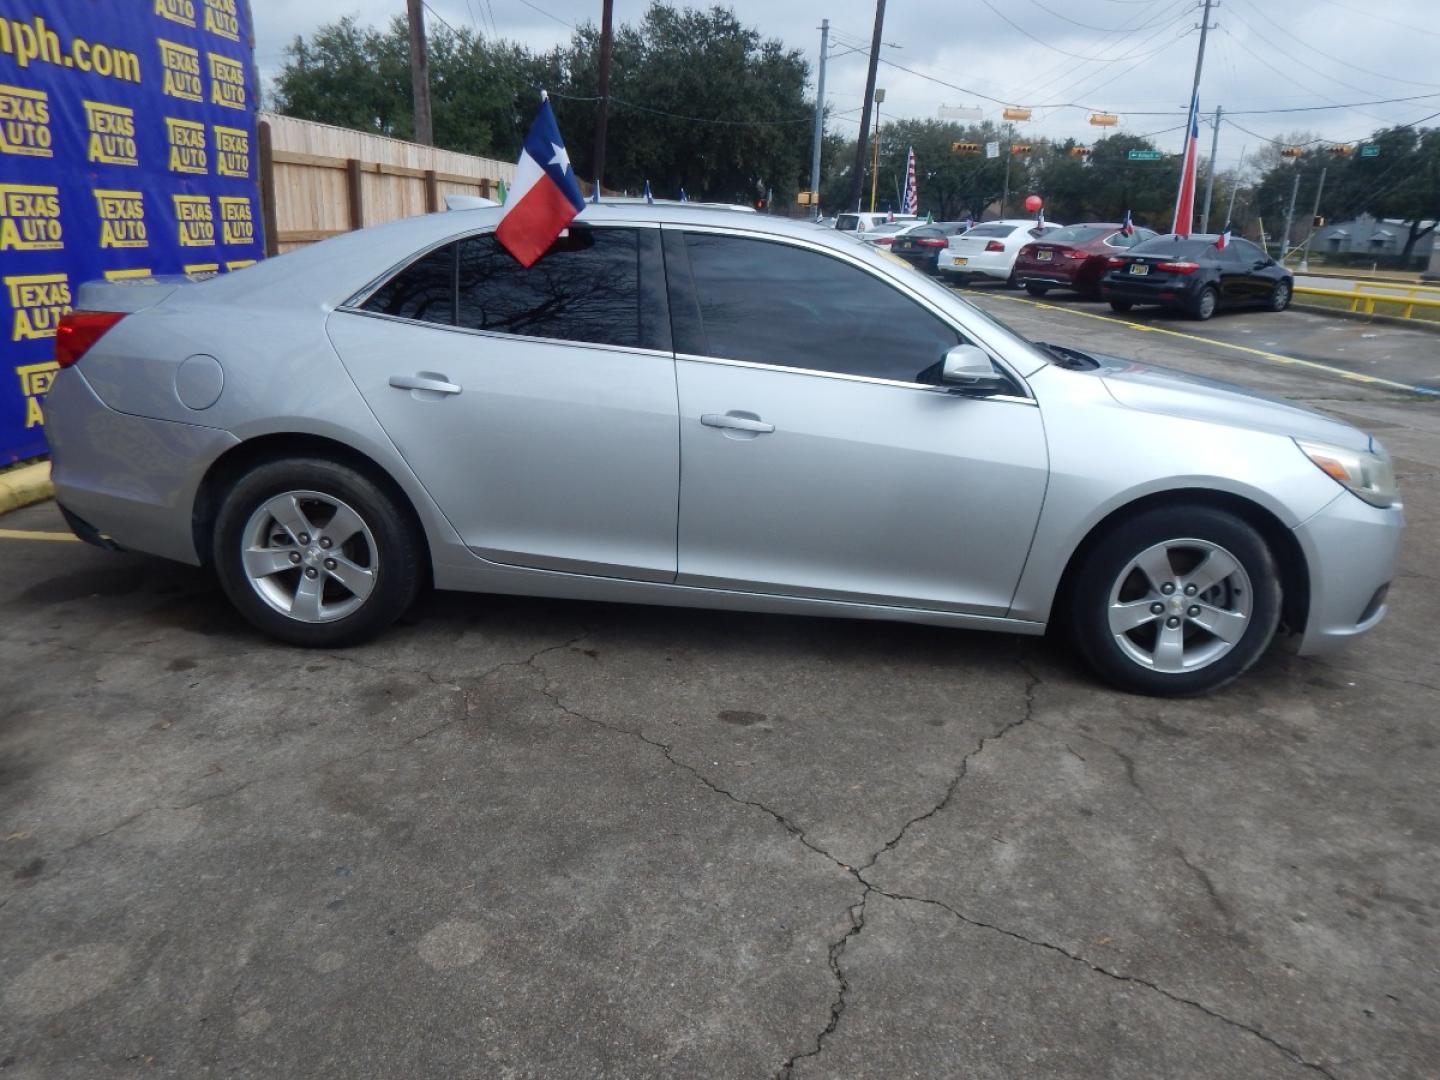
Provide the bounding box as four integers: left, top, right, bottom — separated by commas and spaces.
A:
1106, 538, 1253, 673
241, 490, 378, 623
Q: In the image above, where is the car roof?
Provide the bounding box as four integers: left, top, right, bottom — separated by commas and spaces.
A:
178, 202, 939, 307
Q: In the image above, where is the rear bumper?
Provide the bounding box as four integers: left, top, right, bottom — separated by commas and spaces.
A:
1100, 280, 1192, 306
1292, 490, 1405, 656
46, 368, 237, 565
939, 251, 1013, 279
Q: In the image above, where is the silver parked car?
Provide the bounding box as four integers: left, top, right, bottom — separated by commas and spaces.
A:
46, 205, 1402, 695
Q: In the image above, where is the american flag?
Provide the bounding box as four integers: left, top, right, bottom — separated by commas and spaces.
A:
1171, 92, 1201, 237
901, 146, 918, 216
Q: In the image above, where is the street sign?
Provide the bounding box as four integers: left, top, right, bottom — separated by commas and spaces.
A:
985, 141, 1000, 159
1127, 150, 1163, 161
1360, 145, 1380, 158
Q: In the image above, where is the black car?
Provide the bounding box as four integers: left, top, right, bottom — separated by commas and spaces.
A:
891, 222, 971, 274
1100, 234, 1293, 320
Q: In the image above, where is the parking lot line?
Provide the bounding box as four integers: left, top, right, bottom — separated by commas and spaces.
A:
975, 290, 1440, 396
0, 528, 80, 543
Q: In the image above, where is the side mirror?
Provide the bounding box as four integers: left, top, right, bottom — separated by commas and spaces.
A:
941, 344, 1009, 395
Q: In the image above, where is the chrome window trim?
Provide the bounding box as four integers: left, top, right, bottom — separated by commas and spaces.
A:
333, 306, 677, 360
664, 222, 1035, 398
674, 351, 1037, 407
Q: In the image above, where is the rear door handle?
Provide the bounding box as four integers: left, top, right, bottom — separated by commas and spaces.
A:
701, 412, 774, 433
389, 373, 462, 395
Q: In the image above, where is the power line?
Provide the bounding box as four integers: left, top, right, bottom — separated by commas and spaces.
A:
511, 0, 574, 30
979, 0, 1182, 64
1231, 0, 1440, 90
422, 1, 463, 38
546, 89, 815, 126
1223, 4, 1399, 101
1311, 0, 1440, 39
1024, 0, 1171, 34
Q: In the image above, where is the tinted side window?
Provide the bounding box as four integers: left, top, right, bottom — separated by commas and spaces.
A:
677, 233, 959, 383
362, 244, 455, 325
455, 228, 641, 348
1234, 239, 1267, 263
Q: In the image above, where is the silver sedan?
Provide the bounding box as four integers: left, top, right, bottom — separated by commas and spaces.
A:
45, 205, 1402, 695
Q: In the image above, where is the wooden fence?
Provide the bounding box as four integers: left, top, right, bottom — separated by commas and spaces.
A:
256, 112, 515, 255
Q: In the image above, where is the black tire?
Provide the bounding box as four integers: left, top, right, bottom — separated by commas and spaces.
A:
1190, 284, 1219, 320
1269, 278, 1292, 311
1024, 282, 1050, 297
1108, 299, 1133, 313
1004, 268, 1020, 289
212, 457, 423, 647
1065, 505, 1282, 697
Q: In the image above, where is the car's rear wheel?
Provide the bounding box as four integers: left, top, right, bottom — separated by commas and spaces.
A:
1269, 279, 1292, 311
1190, 284, 1219, 320
213, 458, 422, 647
1025, 283, 1050, 297
1066, 505, 1282, 696
1108, 299, 1133, 313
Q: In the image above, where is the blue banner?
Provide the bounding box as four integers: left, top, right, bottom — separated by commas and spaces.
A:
0, 0, 262, 463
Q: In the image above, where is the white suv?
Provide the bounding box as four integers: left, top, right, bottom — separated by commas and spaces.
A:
835, 211, 919, 234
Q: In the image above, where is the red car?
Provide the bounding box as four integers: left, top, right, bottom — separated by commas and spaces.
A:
1013, 222, 1157, 298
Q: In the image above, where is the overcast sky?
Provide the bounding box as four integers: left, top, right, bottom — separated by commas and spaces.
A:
249, 0, 1440, 171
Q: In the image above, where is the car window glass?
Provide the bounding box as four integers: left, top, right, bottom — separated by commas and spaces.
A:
1131, 237, 1217, 258
454, 228, 640, 348
361, 244, 455, 325
965, 224, 1016, 238
1234, 238, 1266, 263
679, 233, 960, 383
1046, 225, 1112, 244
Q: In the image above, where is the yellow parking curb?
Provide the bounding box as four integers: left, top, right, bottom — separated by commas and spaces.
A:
0, 528, 79, 542
0, 461, 53, 516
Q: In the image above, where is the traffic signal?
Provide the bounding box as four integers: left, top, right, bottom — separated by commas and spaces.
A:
1327, 144, 1353, 156
1280, 146, 1304, 158
951, 142, 980, 154
1011, 144, 1032, 155
1314, 215, 1326, 227
1069, 145, 1091, 158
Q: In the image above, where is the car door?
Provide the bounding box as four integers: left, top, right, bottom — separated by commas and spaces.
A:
664, 228, 1049, 616
328, 224, 680, 582
1232, 239, 1277, 304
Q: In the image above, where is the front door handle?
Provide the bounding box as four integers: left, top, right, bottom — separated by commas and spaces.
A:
701, 412, 775, 433
389, 373, 462, 395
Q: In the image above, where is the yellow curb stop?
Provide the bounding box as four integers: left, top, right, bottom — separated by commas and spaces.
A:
0, 461, 54, 516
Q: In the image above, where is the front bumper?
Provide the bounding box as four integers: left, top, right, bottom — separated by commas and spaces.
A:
1292, 489, 1405, 656
46, 368, 238, 565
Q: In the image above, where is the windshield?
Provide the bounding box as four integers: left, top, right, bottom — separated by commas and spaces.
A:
1042, 225, 1113, 244
1130, 236, 1219, 257
965, 223, 1017, 238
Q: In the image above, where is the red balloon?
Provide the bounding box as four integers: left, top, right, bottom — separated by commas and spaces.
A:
1024, 195, 1043, 212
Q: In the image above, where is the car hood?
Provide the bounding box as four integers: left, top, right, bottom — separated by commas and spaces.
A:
1087, 351, 1373, 451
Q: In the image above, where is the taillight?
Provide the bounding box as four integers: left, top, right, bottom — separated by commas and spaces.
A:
874, 236, 895, 245
918, 237, 947, 248
55, 310, 126, 368
1156, 260, 1199, 274
985, 240, 1005, 252
1063, 249, 1089, 260
1106, 256, 1125, 267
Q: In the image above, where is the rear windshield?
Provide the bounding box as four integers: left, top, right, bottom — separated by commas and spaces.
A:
1129, 237, 1218, 257
1042, 225, 1113, 244
835, 214, 861, 231
907, 227, 943, 239
965, 224, 1017, 238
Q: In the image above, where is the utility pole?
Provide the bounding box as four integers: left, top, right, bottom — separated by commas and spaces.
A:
1281, 167, 1301, 262
848, 0, 887, 212
809, 19, 829, 220
1200, 103, 1222, 232
1299, 165, 1326, 271
1000, 123, 1013, 218
869, 89, 884, 212
406, 0, 433, 145
1186, 0, 1216, 119
593, 0, 614, 194
1225, 143, 1245, 226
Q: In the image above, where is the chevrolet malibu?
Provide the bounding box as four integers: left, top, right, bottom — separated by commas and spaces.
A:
45, 205, 1401, 695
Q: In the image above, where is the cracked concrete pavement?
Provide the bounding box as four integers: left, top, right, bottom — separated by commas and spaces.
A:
2, 302, 1439, 1077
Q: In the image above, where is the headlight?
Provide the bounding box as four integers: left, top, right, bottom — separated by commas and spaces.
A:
1295, 438, 1397, 508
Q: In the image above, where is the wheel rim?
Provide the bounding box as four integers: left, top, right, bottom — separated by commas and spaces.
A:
1273, 282, 1290, 309
1199, 289, 1217, 317
1106, 538, 1253, 674
241, 490, 378, 623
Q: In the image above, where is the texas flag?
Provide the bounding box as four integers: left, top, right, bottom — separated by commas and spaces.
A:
1171, 92, 1201, 237
496, 92, 587, 268
1120, 208, 1135, 237
1216, 222, 1232, 250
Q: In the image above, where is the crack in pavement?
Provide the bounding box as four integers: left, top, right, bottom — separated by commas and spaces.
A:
875, 889, 1340, 1080
525, 649, 1339, 1080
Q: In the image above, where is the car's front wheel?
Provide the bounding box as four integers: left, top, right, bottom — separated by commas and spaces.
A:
1269, 279, 1292, 311
1025, 283, 1049, 297
1066, 505, 1282, 696
213, 458, 423, 647
1108, 299, 1133, 313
